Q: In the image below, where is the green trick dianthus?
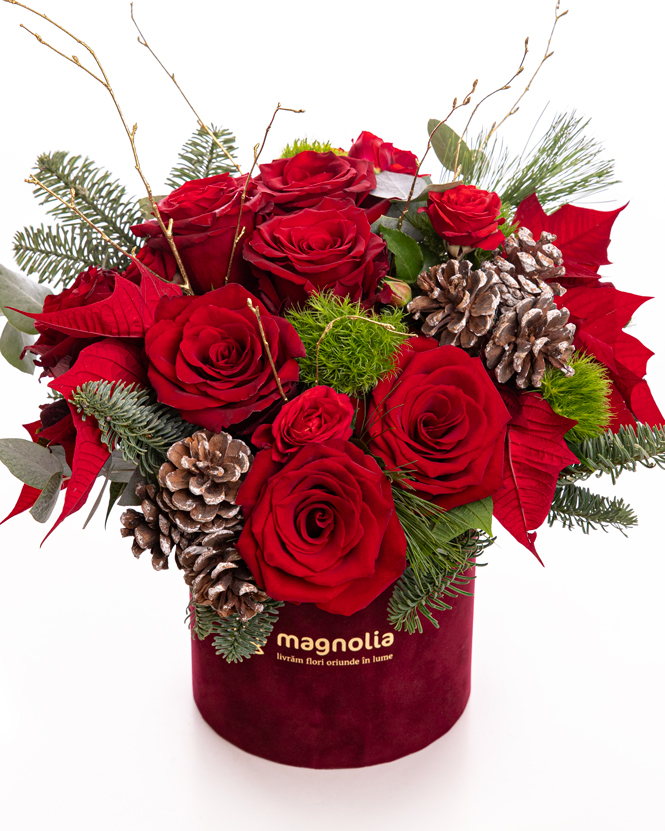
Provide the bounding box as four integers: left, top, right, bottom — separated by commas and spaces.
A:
540, 353, 612, 441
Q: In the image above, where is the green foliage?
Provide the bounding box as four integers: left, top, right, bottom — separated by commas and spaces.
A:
562, 423, 665, 485
0, 320, 35, 374
0, 437, 64, 489
547, 483, 637, 535
540, 354, 612, 441
166, 124, 238, 190
405, 210, 448, 261
427, 119, 482, 178
379, 226, 424, 282
286, 293, 410, 396
70, 381, 194, 477
462, 112, 618, 215
188, 599, 284, 663
13, 151, 142, 287
280, 138, 340, 158
0, 263, 52, 334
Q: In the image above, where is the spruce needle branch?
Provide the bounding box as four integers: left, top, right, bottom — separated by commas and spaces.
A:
397, 80, 478, 230
484, 1, 568, 147
247, 298, 289, 403
6, 0, 193, 293
129, 3, 241, 174
315, 315, 413, 384
453, 39, 530, 178
25, 173, 163, 280
225, 102, 304, 283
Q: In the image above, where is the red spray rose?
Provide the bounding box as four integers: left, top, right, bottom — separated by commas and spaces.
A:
144, 284, 305, 431
348, 130, 419, 175
131, 173, 257, 294
25, 266, 118, 377
365, 339, 511, 510
236, 440, 406, 615
243, 197, 390, 311
423, 184, 504, 251
254, 151, 376, 213
251, 386, 354, 462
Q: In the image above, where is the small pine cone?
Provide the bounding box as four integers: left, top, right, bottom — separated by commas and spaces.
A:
485, 294, 576, 389
178, 539, 269, 622
120, 481, 185, 571
407, 259, 501, 349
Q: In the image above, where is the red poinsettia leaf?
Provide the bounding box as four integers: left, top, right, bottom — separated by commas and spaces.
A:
44, 340, 148, 539
629, 380, 665, 426
493, 391, 578, 562
514, 193, 626, 276
607, 385, 637, 432
0, 483, 43, 524
139, 265, 183, 308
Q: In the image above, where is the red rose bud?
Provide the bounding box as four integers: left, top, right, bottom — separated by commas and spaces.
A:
348, 131, 419, 176
384, 279, 412, 307
422, 184, 504, 251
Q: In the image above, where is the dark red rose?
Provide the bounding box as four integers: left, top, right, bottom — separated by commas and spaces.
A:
24, 398, 77, 469
252, 386, 354, 462
25, 266, 118, 377
131, 173, 257, 294
144, 284, 305, 431
423, 184, 504, 251
236, 440, 406, 615
254, 151, 376, 214
243, 197, 390, 311
348, 130, 419, 175
365, 339, 511, 510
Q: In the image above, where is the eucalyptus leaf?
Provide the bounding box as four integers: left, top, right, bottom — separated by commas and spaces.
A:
439, 497, 493, 544
49, 446, 73, 478
137, 195, 167, 221
117, 467, 144, 506
0, 264, 52, 334
427, 120, 484, 177
106, 481, 127, 526
0, 438, 64, 489
105, 449, 138, 483
371, 214, 421, 241
0, 320, 36, 374
371, 171, 428, 201
29, 471, 63, 523
379, 226, 424, 282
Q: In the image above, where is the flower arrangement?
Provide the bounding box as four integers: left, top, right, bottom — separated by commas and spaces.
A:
1, 0, 663, 676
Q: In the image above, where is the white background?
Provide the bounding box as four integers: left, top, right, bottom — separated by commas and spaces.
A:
0, 0, 664, 828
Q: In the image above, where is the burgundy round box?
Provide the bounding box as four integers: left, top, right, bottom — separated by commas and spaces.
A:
191, 578, 475, 768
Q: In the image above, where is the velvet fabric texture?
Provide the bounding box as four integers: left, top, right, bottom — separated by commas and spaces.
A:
191, 574, 475, 768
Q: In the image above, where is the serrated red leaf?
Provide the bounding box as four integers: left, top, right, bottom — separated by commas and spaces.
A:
493, 392, 578, 561
514, 194, 626, 282
44, 340, 148, 540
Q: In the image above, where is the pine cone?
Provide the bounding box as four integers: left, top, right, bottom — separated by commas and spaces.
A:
484, 294, 576, 389
178, 539, 269, 622
407, 259, 501, 349
120, 482, 182, 571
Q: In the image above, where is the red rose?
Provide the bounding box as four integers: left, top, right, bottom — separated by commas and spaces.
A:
236, 441, 406, 615
243, 197, 390, 311
131, 173, 257, 294
423, 184, 504, 251
252, 386, 354, 462
144, 284, 305, 431
348, 130, 419, 175
25, 266, 118, 377
365, 339, 511, 510
254, 151, 376, 213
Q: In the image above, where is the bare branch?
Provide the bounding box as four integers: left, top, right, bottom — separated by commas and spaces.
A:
246, 298, 289, 403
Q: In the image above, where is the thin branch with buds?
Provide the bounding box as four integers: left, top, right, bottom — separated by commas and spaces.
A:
4, 0, 193, 293
397, 79, 478, 230
483, 1, 568, 148
224, 102, 304, 283
246, 299, 289, 403
129, 3, 241, 175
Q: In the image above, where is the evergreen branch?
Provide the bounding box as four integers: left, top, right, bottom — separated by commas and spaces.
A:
32, 151, 141, 246
561, 424, 665, 485
166, 124, 238, 189
70, 380, 194, 477
187, 598, 284, 663
13, 222, 129, 286
547, 483, 637, 535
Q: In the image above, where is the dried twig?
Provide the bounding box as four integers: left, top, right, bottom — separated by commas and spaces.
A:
483, 1, 568, 147
5, 0, 193, 293
129, 3, 241, 175
315, 315, 414, 384
246, 298, 289, 403
397, 79, 478, 230
224, 102, 304, 283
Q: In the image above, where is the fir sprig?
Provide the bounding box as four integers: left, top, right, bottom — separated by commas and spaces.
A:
286, 293, 410, 396
547, 483, 637, 535
188, 599, 284, 663
166, 124, 238, 190
70, 381, 194, 476
561, 424, 665, 485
